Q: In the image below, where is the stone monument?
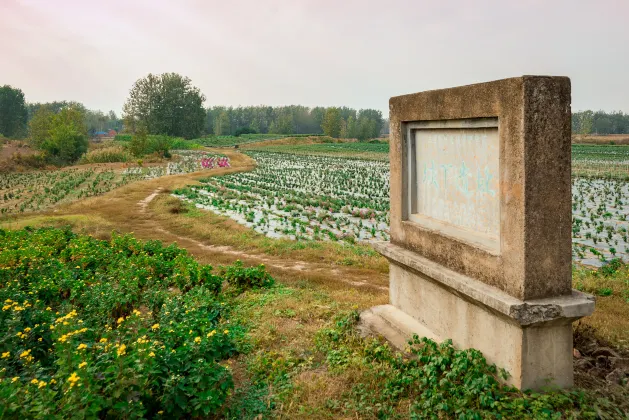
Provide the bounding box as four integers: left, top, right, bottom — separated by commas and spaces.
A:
361, 76, 595, 390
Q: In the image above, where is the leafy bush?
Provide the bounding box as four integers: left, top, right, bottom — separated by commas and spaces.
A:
234, 127, 257, 137
114, 134, 132, 141
29, 105, 88, 164
79, 146, 131, 164
0, 227, 274, 418
220, 260, 274, 293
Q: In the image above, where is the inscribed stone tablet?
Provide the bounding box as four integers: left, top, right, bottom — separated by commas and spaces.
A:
409, 119, 500, 251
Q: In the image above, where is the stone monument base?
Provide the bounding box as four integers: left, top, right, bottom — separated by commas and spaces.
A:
360, 242, 595, 390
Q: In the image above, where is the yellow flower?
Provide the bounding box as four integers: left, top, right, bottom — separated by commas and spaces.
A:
24, 327, 31, 333
38, 380, 47, 388
11, 377, 19, 383
78, 362, 87, 368
223, 330, 229, 334
151, 324, 160, 330
77, 343, 87, 350
117, 344, 127, 356
207, 330, 216, 338
158, 411, 164, 415
99, 338, 108, 343
19, 349, 31, 358
50, 379, 57, 384
133, 309, 141, 316
117, 317, 125, 324
46, 307, 51, 311
194, 336, 201, 344
148, 352, 155, 357
67, 372, 80, 387
31, 378, 39, 384
1, 352, 9, 359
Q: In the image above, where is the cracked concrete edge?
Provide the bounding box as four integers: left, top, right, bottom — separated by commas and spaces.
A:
372, 241, 595, 326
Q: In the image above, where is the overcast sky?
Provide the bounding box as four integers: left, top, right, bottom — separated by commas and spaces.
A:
1, 0, 628, 115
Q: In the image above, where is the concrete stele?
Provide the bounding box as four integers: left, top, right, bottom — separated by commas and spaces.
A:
361, 76, 595, 390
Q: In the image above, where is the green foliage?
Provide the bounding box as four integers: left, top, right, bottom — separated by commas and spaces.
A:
205, 105, 384, 138
128, 124, 149, 157
0, 85, 28, 138
122, 73, 206, 139
322, 107, 342, 138
308, 312, 625, 419
0, 227, 275, 418
234, 127, 257, 137
114, 134, 132, 141
572, 110, 629, 135
220, 260, 274, 293
28, 105, 88, 164
192, 133, 292, 147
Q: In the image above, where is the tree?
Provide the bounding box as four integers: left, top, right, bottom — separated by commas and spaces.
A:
28, 105, 55, 149
347, 115, 357, 139
322, 107, 342, 138
28, 105, 88, 163
129, 124, 149, 157
0, 85, 28, 138
122, 73, 206, 139
213, 111, 230, 135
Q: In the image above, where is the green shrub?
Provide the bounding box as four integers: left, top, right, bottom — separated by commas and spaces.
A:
220, 260, 274, 292
0, 227, 275, 418
114, 134, 132, 141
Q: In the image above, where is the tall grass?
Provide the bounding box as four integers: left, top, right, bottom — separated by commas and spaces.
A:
79, 146, 131, 164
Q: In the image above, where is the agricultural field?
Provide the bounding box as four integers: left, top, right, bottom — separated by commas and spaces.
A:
191, 134, 291, 147
0, 151, 228, 215
572, 144, 629, 178
246, 141, 389, 160
174, 151, 390, 243
171, 148, 629, 267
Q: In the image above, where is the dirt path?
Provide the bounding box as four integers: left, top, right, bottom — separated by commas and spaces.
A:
136, 187, 388, 292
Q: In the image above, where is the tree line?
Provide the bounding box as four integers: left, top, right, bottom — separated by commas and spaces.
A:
122, 73, 385, 140
572, 110, 629, 135
206, 105, 385, 140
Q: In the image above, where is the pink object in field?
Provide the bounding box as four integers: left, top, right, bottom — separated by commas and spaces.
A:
200, 156, 230, 169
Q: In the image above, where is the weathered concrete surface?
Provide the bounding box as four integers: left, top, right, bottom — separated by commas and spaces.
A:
389, 76, 572, 301
360, 301, 576, 390
373, 242, 594, 326
372, 76, 594, 390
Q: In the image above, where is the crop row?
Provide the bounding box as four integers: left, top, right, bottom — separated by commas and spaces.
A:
175, 151, 629, 266
174, 151, 390, 243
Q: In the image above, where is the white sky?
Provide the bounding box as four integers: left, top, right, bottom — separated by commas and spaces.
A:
1, 0, 628, 115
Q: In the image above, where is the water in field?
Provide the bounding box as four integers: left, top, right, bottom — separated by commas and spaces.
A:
175, 151, 629, 267
571, 178, 629, 266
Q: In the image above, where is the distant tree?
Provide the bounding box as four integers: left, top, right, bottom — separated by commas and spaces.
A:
213, 111, 230, 135
322, 107, 342, 138
347, 115, 357, 139
340, 118, 348, 139
0, 85, 28, 138
122, 73, 206, 139
29, 105, 88, 163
